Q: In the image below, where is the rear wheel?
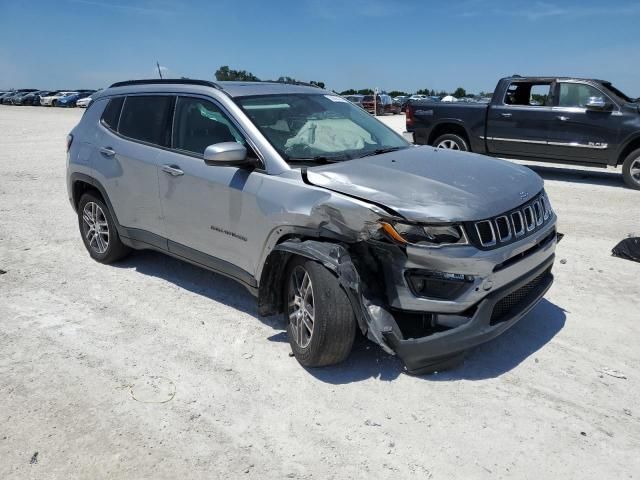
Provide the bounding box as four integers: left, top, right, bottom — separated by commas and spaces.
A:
284, 257, 356, 367
433, 133, 469, 152
622, 148, 640, 190
78, 193, 131, 263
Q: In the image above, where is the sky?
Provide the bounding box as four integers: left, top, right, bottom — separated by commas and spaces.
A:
1, 0, 639, 97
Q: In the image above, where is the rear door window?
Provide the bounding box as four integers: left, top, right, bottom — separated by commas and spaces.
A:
118, 96, 174, 147
504, 82, 551, 106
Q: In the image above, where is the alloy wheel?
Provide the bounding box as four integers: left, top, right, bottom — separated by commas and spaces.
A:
436, 139, 460, 150
82, 202, 110, 254
287, 266, 315, 348
631, 158, 640, 184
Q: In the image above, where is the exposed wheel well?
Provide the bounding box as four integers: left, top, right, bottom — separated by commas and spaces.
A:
428, 123, 470, 148
617, 137, 640, 166
72, 180, 104, 209
257, 236, 343, 317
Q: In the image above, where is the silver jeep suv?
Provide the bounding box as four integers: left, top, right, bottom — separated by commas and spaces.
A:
67, 79, 557, 374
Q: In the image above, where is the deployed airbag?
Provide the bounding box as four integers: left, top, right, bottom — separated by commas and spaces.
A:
285, 119, 375, 153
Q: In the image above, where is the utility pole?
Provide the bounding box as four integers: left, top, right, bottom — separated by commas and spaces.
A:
156, 62, 163, 79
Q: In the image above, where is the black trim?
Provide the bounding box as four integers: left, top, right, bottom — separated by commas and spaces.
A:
167, 240, 257, 290
119, 227, 167, 251
110, 79, 223, 90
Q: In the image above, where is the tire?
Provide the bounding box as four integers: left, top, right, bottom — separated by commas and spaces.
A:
432, 133, 469, 152
283, 256, 356, 367
78, 192, 131, 263
51, 100, 56, 107
622, 148, 640, 190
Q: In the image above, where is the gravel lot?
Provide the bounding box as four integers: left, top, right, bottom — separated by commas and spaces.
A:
1, 106, 639, 479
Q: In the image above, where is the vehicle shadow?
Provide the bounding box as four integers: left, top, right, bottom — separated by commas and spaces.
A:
307, 299, 566, 384
114, 250, 565, 384
113, 250, 263, 320
519, 163, 626, 189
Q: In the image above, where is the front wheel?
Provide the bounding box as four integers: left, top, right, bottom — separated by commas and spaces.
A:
622, 148, 640, 190
433, 133, 469, 152
284, 257, 356, 367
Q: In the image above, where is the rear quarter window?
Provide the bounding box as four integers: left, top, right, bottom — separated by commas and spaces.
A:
100, 97, 124, 131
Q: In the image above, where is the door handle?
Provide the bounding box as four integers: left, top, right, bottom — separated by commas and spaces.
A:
500, 113, 512, 118
162, 164, 184, 176
556, 115, 570, 121
99, 147, 116, 157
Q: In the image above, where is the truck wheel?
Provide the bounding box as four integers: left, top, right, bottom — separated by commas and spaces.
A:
622, 148, 640, 190
433, 134, 469, 152
78, 192, 131, 264
284, 257, 356, 367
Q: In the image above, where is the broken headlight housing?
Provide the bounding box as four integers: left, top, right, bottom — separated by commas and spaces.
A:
381, 222, 469, 246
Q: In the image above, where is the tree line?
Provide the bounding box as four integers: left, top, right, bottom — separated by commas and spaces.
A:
213, 66, 490, 98
214, 66, 325, 88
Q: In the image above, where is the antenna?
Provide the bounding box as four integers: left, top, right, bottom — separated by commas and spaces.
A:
156, 62, 163, 79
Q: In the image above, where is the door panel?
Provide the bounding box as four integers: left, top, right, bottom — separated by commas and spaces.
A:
486, 105, 554, 158
158, 95, 265, 275
96, 127, 166, 237
544, 83, 621, 163
157, 150, 265, 275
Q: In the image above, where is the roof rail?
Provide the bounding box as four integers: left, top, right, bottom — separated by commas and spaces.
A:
108, 78, 223, 90
266, 79, 323, 88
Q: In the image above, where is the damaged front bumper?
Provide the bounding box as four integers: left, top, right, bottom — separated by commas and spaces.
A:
273, 218, 556, 375
384, 256, 554, 374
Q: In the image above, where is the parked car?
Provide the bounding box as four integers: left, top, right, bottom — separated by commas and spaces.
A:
2, 89, 37, 104
31, 90, 59, 106
405, 75, 640, 189
76, 91, 100, 108
362, 94, 401, 115
66, 78, 557, 374
41, 91, 77, 106
57, 90, 95, 107
13, 90, 50, 106
343, 94, 364, 108
0, 91, 14, 103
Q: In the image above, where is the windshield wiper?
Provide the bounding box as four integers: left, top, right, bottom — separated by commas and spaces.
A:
356, 146, 405, 158
287, 155, 347, 163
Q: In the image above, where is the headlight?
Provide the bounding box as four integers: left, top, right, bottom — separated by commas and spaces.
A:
380, 222, 468, 246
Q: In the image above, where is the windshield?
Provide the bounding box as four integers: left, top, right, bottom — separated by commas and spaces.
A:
236, 93, 409, 163
601, 82, 635, 102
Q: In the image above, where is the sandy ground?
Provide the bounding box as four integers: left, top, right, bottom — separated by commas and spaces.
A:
1, 107, 639, 480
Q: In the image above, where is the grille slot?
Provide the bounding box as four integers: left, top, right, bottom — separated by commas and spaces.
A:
511, 211, 525, 237
490, 269, 550, 325
475, 220, 496, 247
533, 200, 544, 226
523, 206, 535, 231
495, 216, 512, 242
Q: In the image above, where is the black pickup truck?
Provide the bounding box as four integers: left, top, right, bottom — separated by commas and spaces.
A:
405, 76, 640, 189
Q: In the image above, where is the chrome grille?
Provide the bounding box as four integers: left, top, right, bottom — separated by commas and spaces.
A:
471, 192, 553, 249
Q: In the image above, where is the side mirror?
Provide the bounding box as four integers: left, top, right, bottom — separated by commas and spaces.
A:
585, 96, 613, 112
203, 142, 250, 166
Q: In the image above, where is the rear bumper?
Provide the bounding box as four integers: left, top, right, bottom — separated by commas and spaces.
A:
385, 255, 554, 374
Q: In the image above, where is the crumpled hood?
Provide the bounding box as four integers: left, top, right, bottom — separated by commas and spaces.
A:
305, 146, 544, 222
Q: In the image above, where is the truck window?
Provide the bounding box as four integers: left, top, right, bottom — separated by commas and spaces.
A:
504, 82, 551, 107
558, 83, 606, 108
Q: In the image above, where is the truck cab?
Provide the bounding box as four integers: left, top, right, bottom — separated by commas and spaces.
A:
406, 76, 640, 189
